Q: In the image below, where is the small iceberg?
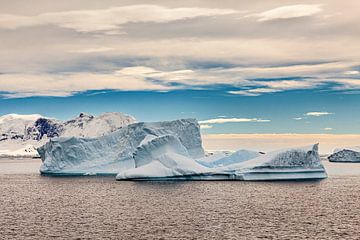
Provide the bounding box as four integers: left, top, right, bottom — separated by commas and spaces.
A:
328, 147, 360, 162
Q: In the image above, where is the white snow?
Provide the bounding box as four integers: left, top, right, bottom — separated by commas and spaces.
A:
196, 149, 261, 167
0, 113, 43, 125
0, 112, 135, 157
0, 144, 38, 158
61, 112, 136, 138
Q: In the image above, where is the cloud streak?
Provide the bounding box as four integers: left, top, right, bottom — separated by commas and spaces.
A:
255, 4, 323, 22
200, 124, 213, 129
199, 118, 270, 124
1, 62, 360, 98
305, 112, 333, 117
0, 5, 237, 34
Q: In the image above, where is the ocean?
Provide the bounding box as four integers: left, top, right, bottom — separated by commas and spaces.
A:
1, 159, 360, 239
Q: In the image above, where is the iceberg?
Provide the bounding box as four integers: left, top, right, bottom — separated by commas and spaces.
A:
38, 119, 204, 175
38, 117, 327, 180
328, 147, 360, 162
116, 143, 327, 181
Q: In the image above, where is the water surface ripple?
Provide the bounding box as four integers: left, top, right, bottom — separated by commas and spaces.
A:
1, 172, 360, 239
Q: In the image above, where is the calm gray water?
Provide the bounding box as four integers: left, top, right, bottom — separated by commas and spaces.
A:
1, 159, 360, 239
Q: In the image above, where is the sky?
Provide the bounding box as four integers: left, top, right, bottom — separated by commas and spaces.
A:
0, 0, 360, 135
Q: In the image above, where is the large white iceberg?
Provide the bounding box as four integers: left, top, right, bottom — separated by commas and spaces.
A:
328, 147, 360, 162
38, 117, 327, 180
38, 119, 204, 175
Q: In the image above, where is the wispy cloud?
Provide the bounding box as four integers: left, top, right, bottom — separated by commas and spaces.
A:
343, 71, 359, 75
228, 79, 322, 96
255, 4, 323, 22
305, 112, 333, 117
1, 62, 360, 98
293, 117, 303, 120
70, 47, 116, 53
0, 70, 175, 98
200, 124, 213, 129
0, 5, 237, 34
324, 127, 333, 131
199, 118, 270, 124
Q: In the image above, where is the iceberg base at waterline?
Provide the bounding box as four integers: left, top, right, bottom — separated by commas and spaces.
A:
116, 144, 327, 181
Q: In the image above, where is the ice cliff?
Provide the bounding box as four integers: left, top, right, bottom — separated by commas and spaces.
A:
38, 119, 204, 175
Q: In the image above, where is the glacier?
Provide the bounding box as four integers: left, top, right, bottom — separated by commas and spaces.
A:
328, 147, 360, 162
38, 119, 204, 175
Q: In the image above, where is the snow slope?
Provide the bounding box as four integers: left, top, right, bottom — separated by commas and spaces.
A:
196, 149, 261, 167
0, 114, 43, 141
0, 112, 135, 157
38, 119, 204, 175
117, 135, 209, 179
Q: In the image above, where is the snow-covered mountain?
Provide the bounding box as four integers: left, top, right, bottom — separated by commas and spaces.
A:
0, 112, 136, 157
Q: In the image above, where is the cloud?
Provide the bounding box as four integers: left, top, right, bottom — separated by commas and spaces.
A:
228, 79, 323, 96
2, 62, 360, 98
324, 127, 333, 131
293, 117, 303, 120
343, 70, 359, 75
255, 4, 323, 22
200, 124, 213, 129
70, 47, 116, 53
199, 118, 270, 124
331, 79, 360, 90
305, 112, 333, 117
0, 5, 237, 34
0, 70, 177, 98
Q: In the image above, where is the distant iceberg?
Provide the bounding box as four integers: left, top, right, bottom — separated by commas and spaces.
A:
38, 119, 204, 175
328, 147, 360, 162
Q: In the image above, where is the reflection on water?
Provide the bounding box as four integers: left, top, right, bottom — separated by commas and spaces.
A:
1, 159, 360, 239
